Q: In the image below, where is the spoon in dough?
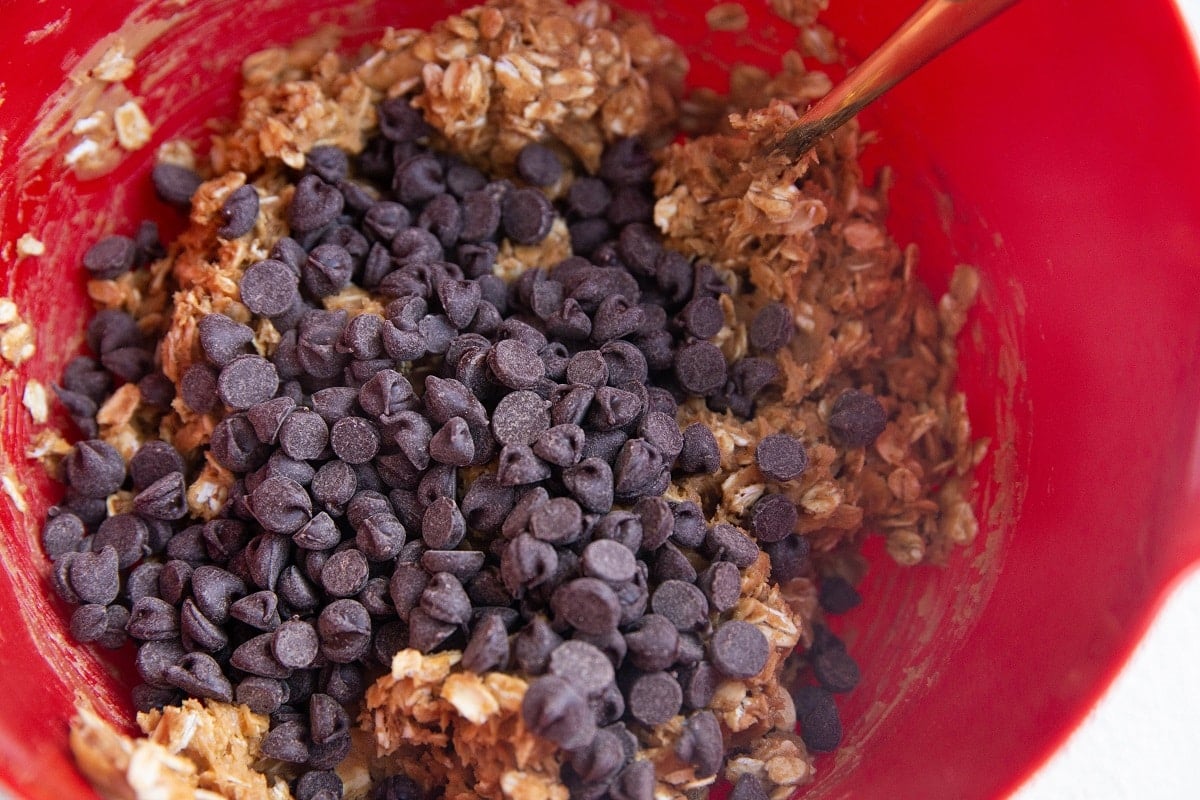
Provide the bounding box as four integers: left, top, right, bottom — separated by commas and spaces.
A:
774, 0, 1021, 159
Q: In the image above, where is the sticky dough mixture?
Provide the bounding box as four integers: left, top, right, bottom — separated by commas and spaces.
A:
65, 1, 983, 799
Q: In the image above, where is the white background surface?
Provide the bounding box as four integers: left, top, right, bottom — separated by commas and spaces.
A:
1004, 3, 1200, 798
1011, 572, 1200, 799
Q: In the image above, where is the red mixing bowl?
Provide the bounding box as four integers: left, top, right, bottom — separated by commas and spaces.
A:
2, 1, 1199, 798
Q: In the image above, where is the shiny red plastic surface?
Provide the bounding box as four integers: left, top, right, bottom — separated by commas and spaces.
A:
2, 2, 1199, 799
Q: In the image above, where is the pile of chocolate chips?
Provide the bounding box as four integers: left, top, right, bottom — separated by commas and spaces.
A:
43, 95, 886, 800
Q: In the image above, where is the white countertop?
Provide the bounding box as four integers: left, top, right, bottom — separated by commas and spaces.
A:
1011, 570, 1200, 799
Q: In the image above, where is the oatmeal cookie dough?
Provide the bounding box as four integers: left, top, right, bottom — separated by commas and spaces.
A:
70, 698, 292, 800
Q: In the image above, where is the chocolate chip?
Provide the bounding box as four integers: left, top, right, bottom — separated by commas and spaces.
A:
488, 391, 549, 448
64, 440, 125, 499
218, 183, 260, 238
459, 474, 514, 535
311, 460, 358, 515
303, 143, 350, 182
709, 620, 770, 680
237, 677, 288, 716
164, 652, 234, 703
394, 154, 445, 204
421, 572, 471, 626
565, 177, 611, 218
101, 345, 153, 383
675, 710, 723, 777
624, 499, 666, 554
308, 693, 351, 750
674, 340, 727, 396
83, 234, 137, 279
526, 425, 581, 468
561, 458, 614, 514
414, 494, 462, 549
321, 549, 370, 598
755, 433, 809, 481
698, 561, 742, 613
581, 539, 637, 584
613, 438, 666, 499
92, 513, 148, 568
261, 720, 311, 763
497, 444, 552, 486
444, 161, 486, 199
746, 494, 796, 544
69, 546, 120, 605
552, 578, 620, 634
230, 590, 282, 631
324, 417, 378, 465
180, 363, 219, 413
828, 389, 888, 447
749, 301, 794, 353
513, 616, 562, 675
627, 671, 682, 727
303, 243, 354, 298
41, 512, 85, 561
200, 316, 257, 371
501, 188, 554, 245
423, 375, 487, 426
610, 760, 654, 800
678, 295, 724, 339
290, 174, 344, 232
676, 422, 720, 475
155, 560, 192, 606
62, 355, 112, 399
407, 607, 457, 653
730, 775, 769, 800
550, 383, 594, 427
378, 97, 428, 142
462, 613, 510, 673
570, 726, 625, 786
317, 599, 371, 663
131, 472, 187, 526
245, 532, 291, 591
819, 575, 863, 614
279, 411, 330, 461
526, 497, 583, 545
616, 223, 661, 277
703, 523, 759, 569
515, 143, 563, 187
152, 163, 203, 207
415, 195, 460, 249
599, 138, 654, 185
190, 565, 246, 624
650, 580, 708, 632
179, 598, 228, 652
591, 295, 645, 343
487, 338, 546, 390
137, 371, 176, 409
624, 614, 679, 672
521, 675, 596, 750
548, 640, 615, 698
499, 534, 557, 597
135, 638, 187, 687
794, 685, 842, 752
653, 541, 697, 583
70, 604, 108, 643
265, 620, 319, 672
812, 644, 861, 693
359, 203, 410, 249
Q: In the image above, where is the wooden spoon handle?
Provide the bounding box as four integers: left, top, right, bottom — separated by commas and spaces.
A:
774, 0, 1021, 159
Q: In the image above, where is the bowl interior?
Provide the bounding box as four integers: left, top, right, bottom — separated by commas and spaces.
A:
3, 2, 1200, 799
